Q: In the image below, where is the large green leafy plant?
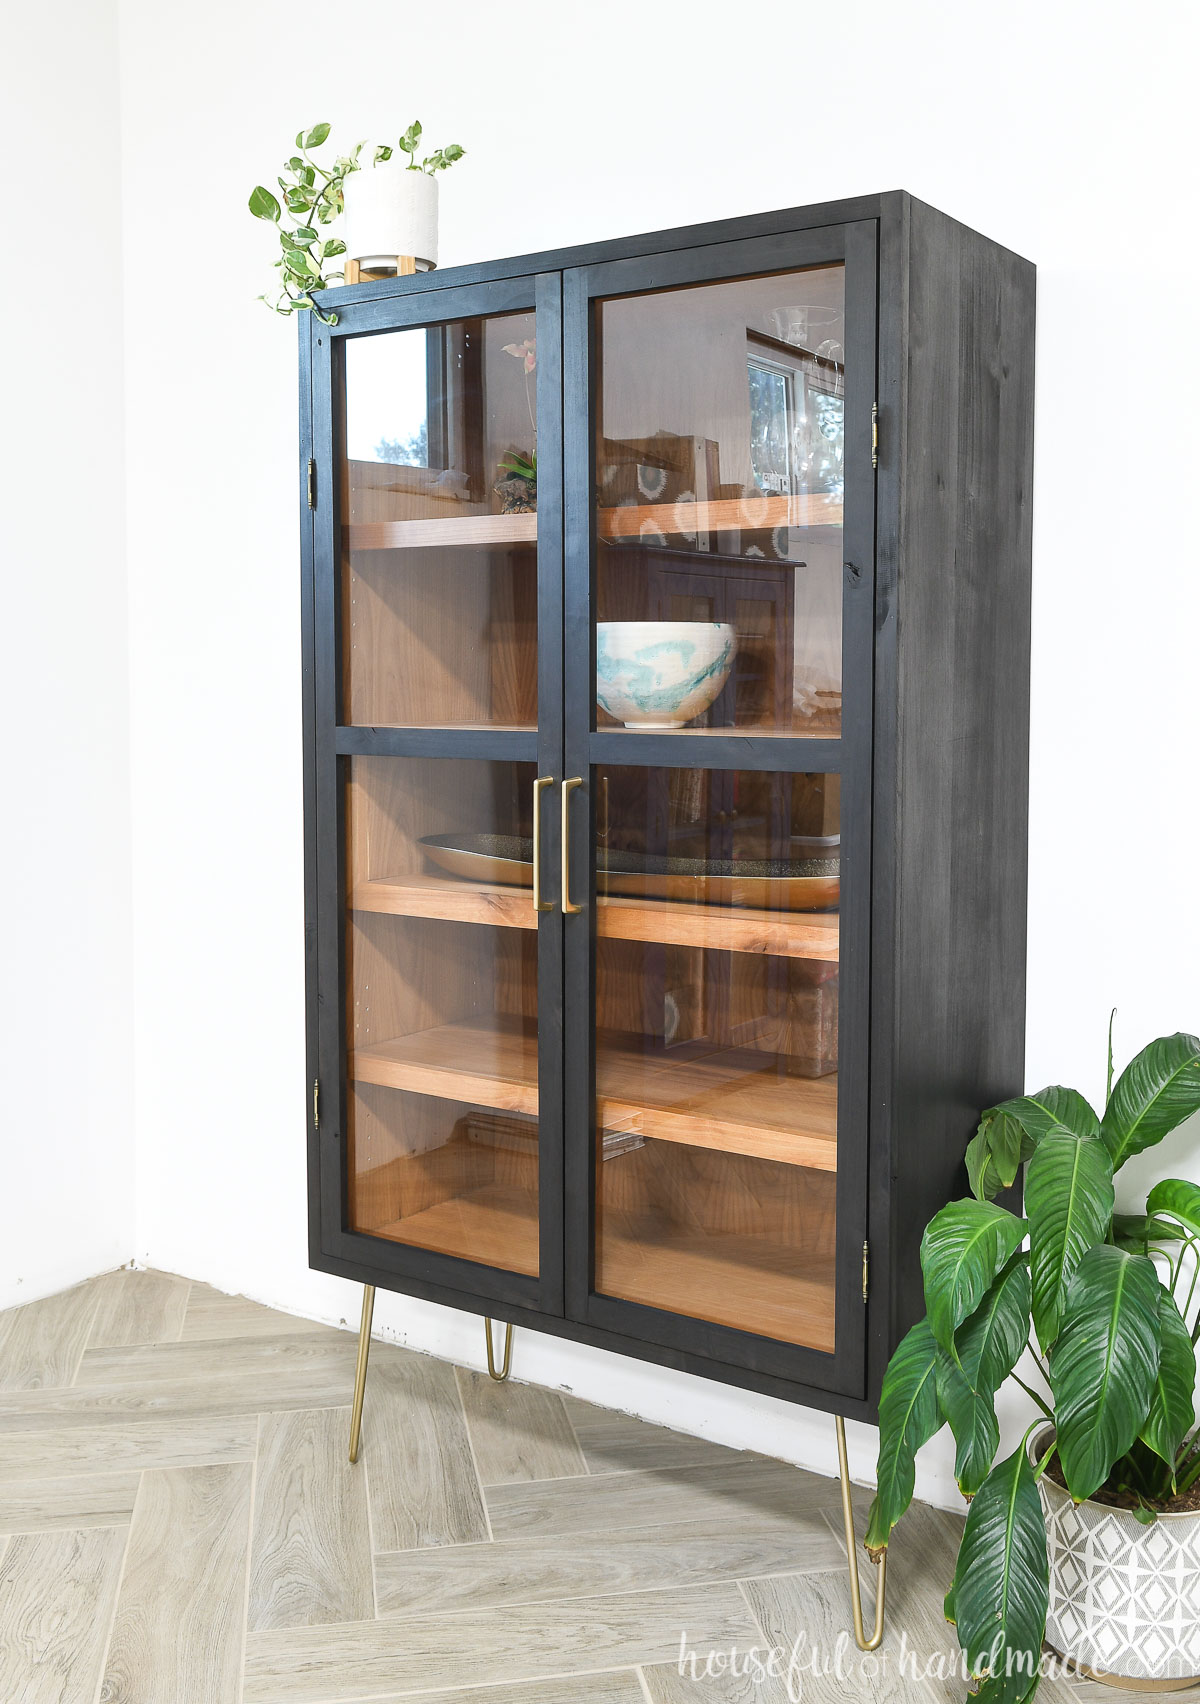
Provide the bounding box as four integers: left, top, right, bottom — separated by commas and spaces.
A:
869, 1028, 1200, 1703
248, 122, 464, 325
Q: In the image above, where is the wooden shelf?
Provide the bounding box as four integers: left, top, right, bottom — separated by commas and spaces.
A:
353, 876, 839, 961
351, 1015, 837, 1170
370, 1179, 834, 1350
598, 495, 842, 538
345, 494, 841, 553
348, 514, 537, 551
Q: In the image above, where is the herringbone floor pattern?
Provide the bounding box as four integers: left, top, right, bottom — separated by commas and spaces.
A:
0, 1271, 1147, 1702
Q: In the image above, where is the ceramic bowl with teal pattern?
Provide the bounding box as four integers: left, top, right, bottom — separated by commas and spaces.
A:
595, 621, 736, 729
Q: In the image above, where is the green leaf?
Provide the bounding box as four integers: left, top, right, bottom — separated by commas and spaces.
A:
864, 1318, 942, 1553
921, 1200, 1028, 1353
248, 185, 281, 222
966, 1109, 1025, 1200
1147, 1177, 1200, 1239
303, 122, 331, 149
944, 1579, 957, 1624
1133, 1501, 1158, 1525
400, 120, 422, 153
321, 238, 346, 258
288, 227, 319, 247
1002, 1086, 1101, 1146
1049, 1244, 1162, 1501
956, 1253, 1033, 1395
1112, 1211, 1186, 1253
953, 1445, 1048, 1703
1026, 1132, 1114, 1351
1140, 1285, 1196, 1477
374, 144, 393, 163
441, 142, 464, 162
1101, 1033, 1200, 1170
937, 1348, 1000, 1495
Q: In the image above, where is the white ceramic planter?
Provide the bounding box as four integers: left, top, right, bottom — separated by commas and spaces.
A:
342, 164, 437, 271
1033, 1428, 1200, 1688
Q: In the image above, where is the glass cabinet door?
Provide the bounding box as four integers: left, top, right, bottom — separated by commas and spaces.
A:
564, 229, 875, 1389
313, 278, 563, 1311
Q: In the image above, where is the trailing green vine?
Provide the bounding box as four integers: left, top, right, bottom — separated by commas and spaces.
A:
249, 122, 464, 326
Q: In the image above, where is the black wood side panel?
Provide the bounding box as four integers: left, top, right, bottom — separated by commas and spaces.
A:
870, 196, 1035, 1399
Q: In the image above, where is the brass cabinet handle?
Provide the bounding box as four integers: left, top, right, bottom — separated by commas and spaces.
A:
561, 777, 583, 914
532, 776, 554, 914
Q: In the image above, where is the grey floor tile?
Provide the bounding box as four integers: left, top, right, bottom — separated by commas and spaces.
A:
249, 1408, 374, 1630
100, 1462, 253, 1704
486, 1456, 841, 1542
86, 1269, 190, 1348
244, 1581, 758, 1703
0, 1469, 138, 1534
742, 1567, 957, 1704
363, 1351, 489, 1552
562, 1396, 754, 1475
180, 1283, 328, 1342
0, 1413, 257, 1482
376, 1508, 842, 1618
642, 1653, 795, 1702
456, 1368, 587, 1484
0, 1282, 100, 1391
305, 1674, 646, 1704
0, 1525, 127, 1703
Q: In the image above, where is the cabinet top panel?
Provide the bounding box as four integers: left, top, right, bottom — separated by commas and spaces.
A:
312, 189, 1026, 319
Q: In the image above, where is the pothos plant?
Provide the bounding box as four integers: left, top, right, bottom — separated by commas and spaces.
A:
867, 1025, 1200, 1704
248, 122, 464, 326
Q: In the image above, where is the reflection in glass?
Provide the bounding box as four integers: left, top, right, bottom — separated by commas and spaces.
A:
345, 757, 541, 1275
340, 311, 538, 728
595, 268, 846, 736
592, 766, 840, 1350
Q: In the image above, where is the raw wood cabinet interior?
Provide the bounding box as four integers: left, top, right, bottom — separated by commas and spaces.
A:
300, 191, 1035, 1421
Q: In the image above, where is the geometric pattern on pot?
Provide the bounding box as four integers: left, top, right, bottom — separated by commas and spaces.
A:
1039, 1466, 1200, 1684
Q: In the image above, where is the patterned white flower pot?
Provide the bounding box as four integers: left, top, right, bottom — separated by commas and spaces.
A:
343, 164, 437, 272
1033, 1428, 1200, 1689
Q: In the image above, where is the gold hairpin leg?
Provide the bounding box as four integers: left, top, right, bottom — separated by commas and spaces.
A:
348, 1285, 375, 1464
836, 1414, 887, 1650
485, 1317, 514, 1381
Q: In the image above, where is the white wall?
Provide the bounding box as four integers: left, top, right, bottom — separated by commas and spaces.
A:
109, 0, 1200, 1504
0, 0, 134, 1308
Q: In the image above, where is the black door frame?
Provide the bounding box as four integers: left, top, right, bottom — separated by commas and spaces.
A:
560, 222, 879, 1400
308, 270, 568, 1318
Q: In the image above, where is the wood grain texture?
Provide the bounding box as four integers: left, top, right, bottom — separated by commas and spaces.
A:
455, 1368, 586, 1484
347, 511, 537, 550
0, 1525, 127, 1704
0, 1470, 138, 1533
100, 1463, 253, 1704
741, 1569, 955, 1703
485, 1457, 841, 1542
244, 1581, 758, 1703
375, 1509, 843, 1619
353, 874, 840, 962
363, 1351, 489, 1552
314, 1677, 647, 1704
561, 1399, 752, 1475
75, 1327, 357, 1390
873, 195, 1035, 1383
352, 1015, 838, 1168
0, 1282, 100, 1391
179, 1285, 328, 1342
0, 1415, 257, 1483
86, 1270, 190, 1348
642, 1654, 795, 1703
248, 1409, 374, 1631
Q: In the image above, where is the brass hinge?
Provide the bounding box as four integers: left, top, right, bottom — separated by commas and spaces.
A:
313, 1078, 320, 1131
307, 458, 317, 509
871, 403, 879, 470
862, 1240, 870, 1303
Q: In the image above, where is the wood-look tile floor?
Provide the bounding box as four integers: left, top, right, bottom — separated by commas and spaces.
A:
0, 1271, 1158, 1703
